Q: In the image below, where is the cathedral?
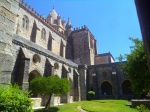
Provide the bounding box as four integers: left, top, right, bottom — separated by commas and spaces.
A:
0, 0, 132, 107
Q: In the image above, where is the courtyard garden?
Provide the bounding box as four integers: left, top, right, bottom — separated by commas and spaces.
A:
35, 100, 142, 112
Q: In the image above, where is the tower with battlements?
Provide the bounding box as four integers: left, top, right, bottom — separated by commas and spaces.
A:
0, 0, 132, 107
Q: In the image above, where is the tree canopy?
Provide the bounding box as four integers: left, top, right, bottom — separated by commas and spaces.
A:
30, 75, 70, 108
123, 37, 150, 96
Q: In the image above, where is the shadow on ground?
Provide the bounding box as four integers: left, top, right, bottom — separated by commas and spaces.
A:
34, 107, 59, 112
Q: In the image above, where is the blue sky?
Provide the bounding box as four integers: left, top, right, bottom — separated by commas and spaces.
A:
24, 0, 142, 62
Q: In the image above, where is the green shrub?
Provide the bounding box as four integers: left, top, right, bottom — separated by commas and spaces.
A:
87, 91, 95, 100
0, 84, 33, 112
136, 104, 150, 112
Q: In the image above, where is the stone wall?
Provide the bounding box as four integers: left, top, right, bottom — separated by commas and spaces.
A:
95, 55, 109, 64
87, 62, 132, 99
16, 2, 67, 58
0, 0, 19, 84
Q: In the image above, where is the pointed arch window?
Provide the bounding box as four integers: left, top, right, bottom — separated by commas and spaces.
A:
60, 40, 64, 57
41, 28, 46, 40
22, 15, 29, 30
47, 32, 52, 51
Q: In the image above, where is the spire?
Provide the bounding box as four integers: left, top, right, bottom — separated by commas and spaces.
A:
65, 18, 72, 36
47, 7, 58, 20
66, 18, 71, 26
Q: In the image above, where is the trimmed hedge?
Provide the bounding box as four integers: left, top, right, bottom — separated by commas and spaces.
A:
0, 84, 33, 112
87, 91, 95, 100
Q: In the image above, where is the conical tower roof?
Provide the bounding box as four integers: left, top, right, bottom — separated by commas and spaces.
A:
66, 18, 71, 26
48, 7, 58, 20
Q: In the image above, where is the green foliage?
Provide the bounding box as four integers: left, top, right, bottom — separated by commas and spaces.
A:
30, 76, 70, 95
87, 91, 95, 100
122, 38, 150, 96
0, 84, 33, 112
137, 104, 150, 112
30, 75, 70, 108
116, 54, 125, 62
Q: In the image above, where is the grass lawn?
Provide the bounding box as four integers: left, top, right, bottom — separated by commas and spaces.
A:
35, 100, 139, 112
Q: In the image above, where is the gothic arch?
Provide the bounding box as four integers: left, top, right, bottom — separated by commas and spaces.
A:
101, 81, 112, 95
22, 15, 29, 30
28, 70, 41, 83
121, 80, 132, 95
28, 70, 41, 97
41, 28, 46, 39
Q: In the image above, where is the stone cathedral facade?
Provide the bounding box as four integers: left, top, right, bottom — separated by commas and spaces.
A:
0, 0, 132, 106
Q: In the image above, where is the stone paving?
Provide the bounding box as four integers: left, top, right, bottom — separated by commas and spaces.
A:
77, 106, 88, 112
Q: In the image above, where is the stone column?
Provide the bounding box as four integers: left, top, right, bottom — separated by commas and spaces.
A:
22, 58, 30, 90
135, 0, 150, 71
63, 46, 66, 58
78, 74, 81, 101
67, 72, 70, 103
78, 65, 87, 100
51, 66, 54, 75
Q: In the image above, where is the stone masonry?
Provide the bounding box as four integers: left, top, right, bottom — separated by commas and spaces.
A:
0, 0, 132, 107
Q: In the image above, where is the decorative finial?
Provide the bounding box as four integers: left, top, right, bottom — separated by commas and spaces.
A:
53, 6, 54, 9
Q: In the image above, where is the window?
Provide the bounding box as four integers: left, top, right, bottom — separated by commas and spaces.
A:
47, 32, 52, 50
22, 15, 29, 30
41, 28, 46, 39
90, 37, 93, 49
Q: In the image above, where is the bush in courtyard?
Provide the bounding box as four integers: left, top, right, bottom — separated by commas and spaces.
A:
137, 104, 150, 112
0, 84, 33, 112
30, 75, 70, 109
87, 91, 95, 100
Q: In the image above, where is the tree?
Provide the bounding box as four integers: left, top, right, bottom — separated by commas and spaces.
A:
116, 54, 125, 62
30, 75, 70, 109
123, 37, 150, 96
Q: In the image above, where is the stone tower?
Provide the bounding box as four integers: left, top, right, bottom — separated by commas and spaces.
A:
70, 25, 97, 65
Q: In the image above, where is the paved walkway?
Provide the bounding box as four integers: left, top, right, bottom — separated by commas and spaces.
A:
77, 106, 88, 112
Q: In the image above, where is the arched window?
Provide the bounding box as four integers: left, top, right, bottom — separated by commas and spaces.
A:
101, 81, 112, 95
22, 15, 29, 30
47, 32, 52, 50
60, 40, 64, 57
41, 28, 46, 39
90, 37, 93, 49
122, 80, 132, 95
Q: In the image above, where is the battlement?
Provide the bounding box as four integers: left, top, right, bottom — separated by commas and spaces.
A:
72, 25, 95, 40
19, 0, 66, 40
72, 25, 88, 32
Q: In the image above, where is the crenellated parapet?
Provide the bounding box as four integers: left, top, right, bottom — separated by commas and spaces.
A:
72, 25, 95, 40
19, 0, 67, 40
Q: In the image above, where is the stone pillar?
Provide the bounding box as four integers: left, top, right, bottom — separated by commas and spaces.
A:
63, 46, 66, 58
67, 72, 70, 103
78, 65, 87, 100
22, 58, 30, 90
51, 66, 54, 75
78, 74, 81, 101
135, 0, 150, 71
